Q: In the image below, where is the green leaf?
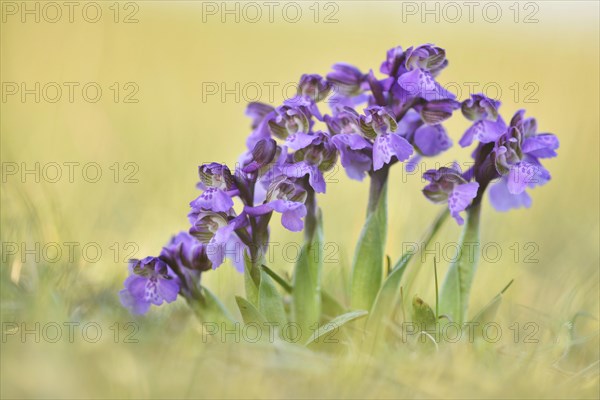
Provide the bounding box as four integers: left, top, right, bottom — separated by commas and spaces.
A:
235, 296, 267, 325
293, 209, 324, 340
305, 310, 368, 346
201, 286, 235, 323
439, 203, 481, 324
351, 182, 387, 311
258, 270, 287, 326
261, 265, 292, 293
321, 291, 346, 320
262, 264, 346, 321
365, 253, 410, 345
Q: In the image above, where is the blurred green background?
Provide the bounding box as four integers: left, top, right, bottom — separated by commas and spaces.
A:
1, 1, 599, 398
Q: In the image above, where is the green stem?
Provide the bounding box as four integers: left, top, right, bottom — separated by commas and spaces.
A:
367, 166, 389, 214
303, 187, 318, 242
439, 202, 482, 324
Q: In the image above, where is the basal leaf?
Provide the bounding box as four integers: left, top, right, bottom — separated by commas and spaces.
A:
293, 209, 323, 340
350, 183, 387, 311
262, 264, 346, 322
201, 285, 234, 323
258, 270, 287, 327
235, 296, 267, 325
305, 310, 368, 346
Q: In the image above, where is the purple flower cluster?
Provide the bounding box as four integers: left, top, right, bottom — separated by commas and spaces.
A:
118, 232, 210, 314
423, 94, 559, 223
323, 44, 460, 180
120, 44, 558, 313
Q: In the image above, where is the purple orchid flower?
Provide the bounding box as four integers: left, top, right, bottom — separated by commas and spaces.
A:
327, 63, 366, 97
404, 44, 448, 77
191, 163, 237, 212
280, 160, 326, 194
423, 165, 480, 225
488, 110, 558, 211
160, 231, 212, 272
459, 94, 507, 147
325, 106, 363, 135
241, 138, 279, 174
397, 106, 455, 161
380, 46, 407, 77
360, 106, 413, 170
331, 133, 372, 181
245, 176, 308, 232
397, 44, 455, 102
324, 107, 372, 181
281, 130, 337, 193
159, 232, 212, 299
283, 95, 323, 121
268, 103, 313, 140
188, 209, 247, 271
287, 130, 337, 165
119, 257, 181, 315
298, 74, 332, 103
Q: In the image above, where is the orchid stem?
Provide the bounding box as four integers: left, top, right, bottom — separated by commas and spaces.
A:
367, 165, 390, 215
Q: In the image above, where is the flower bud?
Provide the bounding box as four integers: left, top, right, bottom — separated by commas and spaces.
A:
242, 138, 278, 173
461, 94, 500, 122
266, 176, 307, 204
326, 63, 365, 97
380, 46, 406, 76
161, 232, 212, 272
199, 163, 234, 190
246, 102, 275, 129
492, 127, 523, 175
189, 211, 230, 243
422, 166, 467, 203
325, 107, 362, 136
360, 106, 398, 139
268, 105, 311, 139
420, 99, 460, 125
405, 44, 448, 76
298, 74, 331, 102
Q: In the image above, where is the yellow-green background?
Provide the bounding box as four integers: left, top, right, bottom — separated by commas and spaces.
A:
1, 1, 598, 398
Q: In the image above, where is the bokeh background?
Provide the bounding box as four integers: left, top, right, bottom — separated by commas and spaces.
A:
1, 1, 599, 398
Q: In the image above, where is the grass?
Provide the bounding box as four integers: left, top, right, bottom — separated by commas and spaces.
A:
1, 197, 598, 398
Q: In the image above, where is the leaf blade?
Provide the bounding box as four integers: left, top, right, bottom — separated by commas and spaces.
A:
305, 310, 368, 346
258, 270, 287, 327
350, 183, 387, 311
235, 296, 267, 325
293, 209, 323, 340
